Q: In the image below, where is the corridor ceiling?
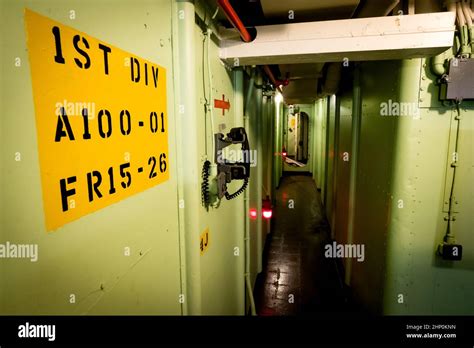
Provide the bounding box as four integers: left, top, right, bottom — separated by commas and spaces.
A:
204, 0, 451, 104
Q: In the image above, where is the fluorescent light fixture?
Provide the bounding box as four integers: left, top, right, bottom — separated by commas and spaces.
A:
275, 92, 283, 104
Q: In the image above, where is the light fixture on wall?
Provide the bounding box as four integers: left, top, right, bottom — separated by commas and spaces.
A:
262, 197, 272, 219
274, 91, 283, 104
249, 208, 258, 220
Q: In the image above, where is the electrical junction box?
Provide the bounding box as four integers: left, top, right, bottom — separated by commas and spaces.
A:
442, 58, 474, 100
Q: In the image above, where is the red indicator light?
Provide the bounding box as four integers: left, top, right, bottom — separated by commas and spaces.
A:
262, 210, 272, 219
262, 196, 273, 219
249, 209, 258, 219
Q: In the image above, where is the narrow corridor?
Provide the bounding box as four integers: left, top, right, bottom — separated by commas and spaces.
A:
254, 174, 362, 316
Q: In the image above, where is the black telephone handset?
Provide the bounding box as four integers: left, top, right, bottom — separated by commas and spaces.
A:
214, 127, 250, 200
201, 127, 251, 208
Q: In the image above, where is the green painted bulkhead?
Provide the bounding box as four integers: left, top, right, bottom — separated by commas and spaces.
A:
0, 0, 473, 316
0, 0, 275, 315
1, 0, 184, 315
307, 59, 474, 315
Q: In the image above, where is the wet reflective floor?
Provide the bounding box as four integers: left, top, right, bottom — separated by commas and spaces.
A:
254, 174, 363, 316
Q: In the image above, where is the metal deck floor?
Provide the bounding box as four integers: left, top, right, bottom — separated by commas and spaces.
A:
254, 174, 362, 316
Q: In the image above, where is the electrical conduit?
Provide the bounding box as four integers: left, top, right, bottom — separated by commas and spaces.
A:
461, 0, 473, 52
432, 0, 467, 76
218, 0, 284, 94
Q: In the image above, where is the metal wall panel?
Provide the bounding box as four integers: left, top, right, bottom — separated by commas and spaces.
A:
333, 92, 352, 246
383, 59, 474, 315
0, 0, 182, 314
192, 25, 245, 315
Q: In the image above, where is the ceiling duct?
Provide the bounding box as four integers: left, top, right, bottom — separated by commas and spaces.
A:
316, 0, 400, 99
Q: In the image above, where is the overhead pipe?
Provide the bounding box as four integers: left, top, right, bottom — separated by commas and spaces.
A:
263, 65, 283, 94
457, 1, 472, 56
432, 0, 458, 76
275, 76, 290, 88
217, 0, 253, 42
217, 0, 286, 95
457, 1, 467, 26
195, 0, 223, 41
462, 0, 473, 26
461, 0, 473, 52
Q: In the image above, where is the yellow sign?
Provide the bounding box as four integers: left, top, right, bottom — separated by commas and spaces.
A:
25, 9, 169, 231
200, 228, 210, 255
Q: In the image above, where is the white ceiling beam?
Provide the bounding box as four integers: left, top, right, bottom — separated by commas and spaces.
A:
219, 12, 456, 66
